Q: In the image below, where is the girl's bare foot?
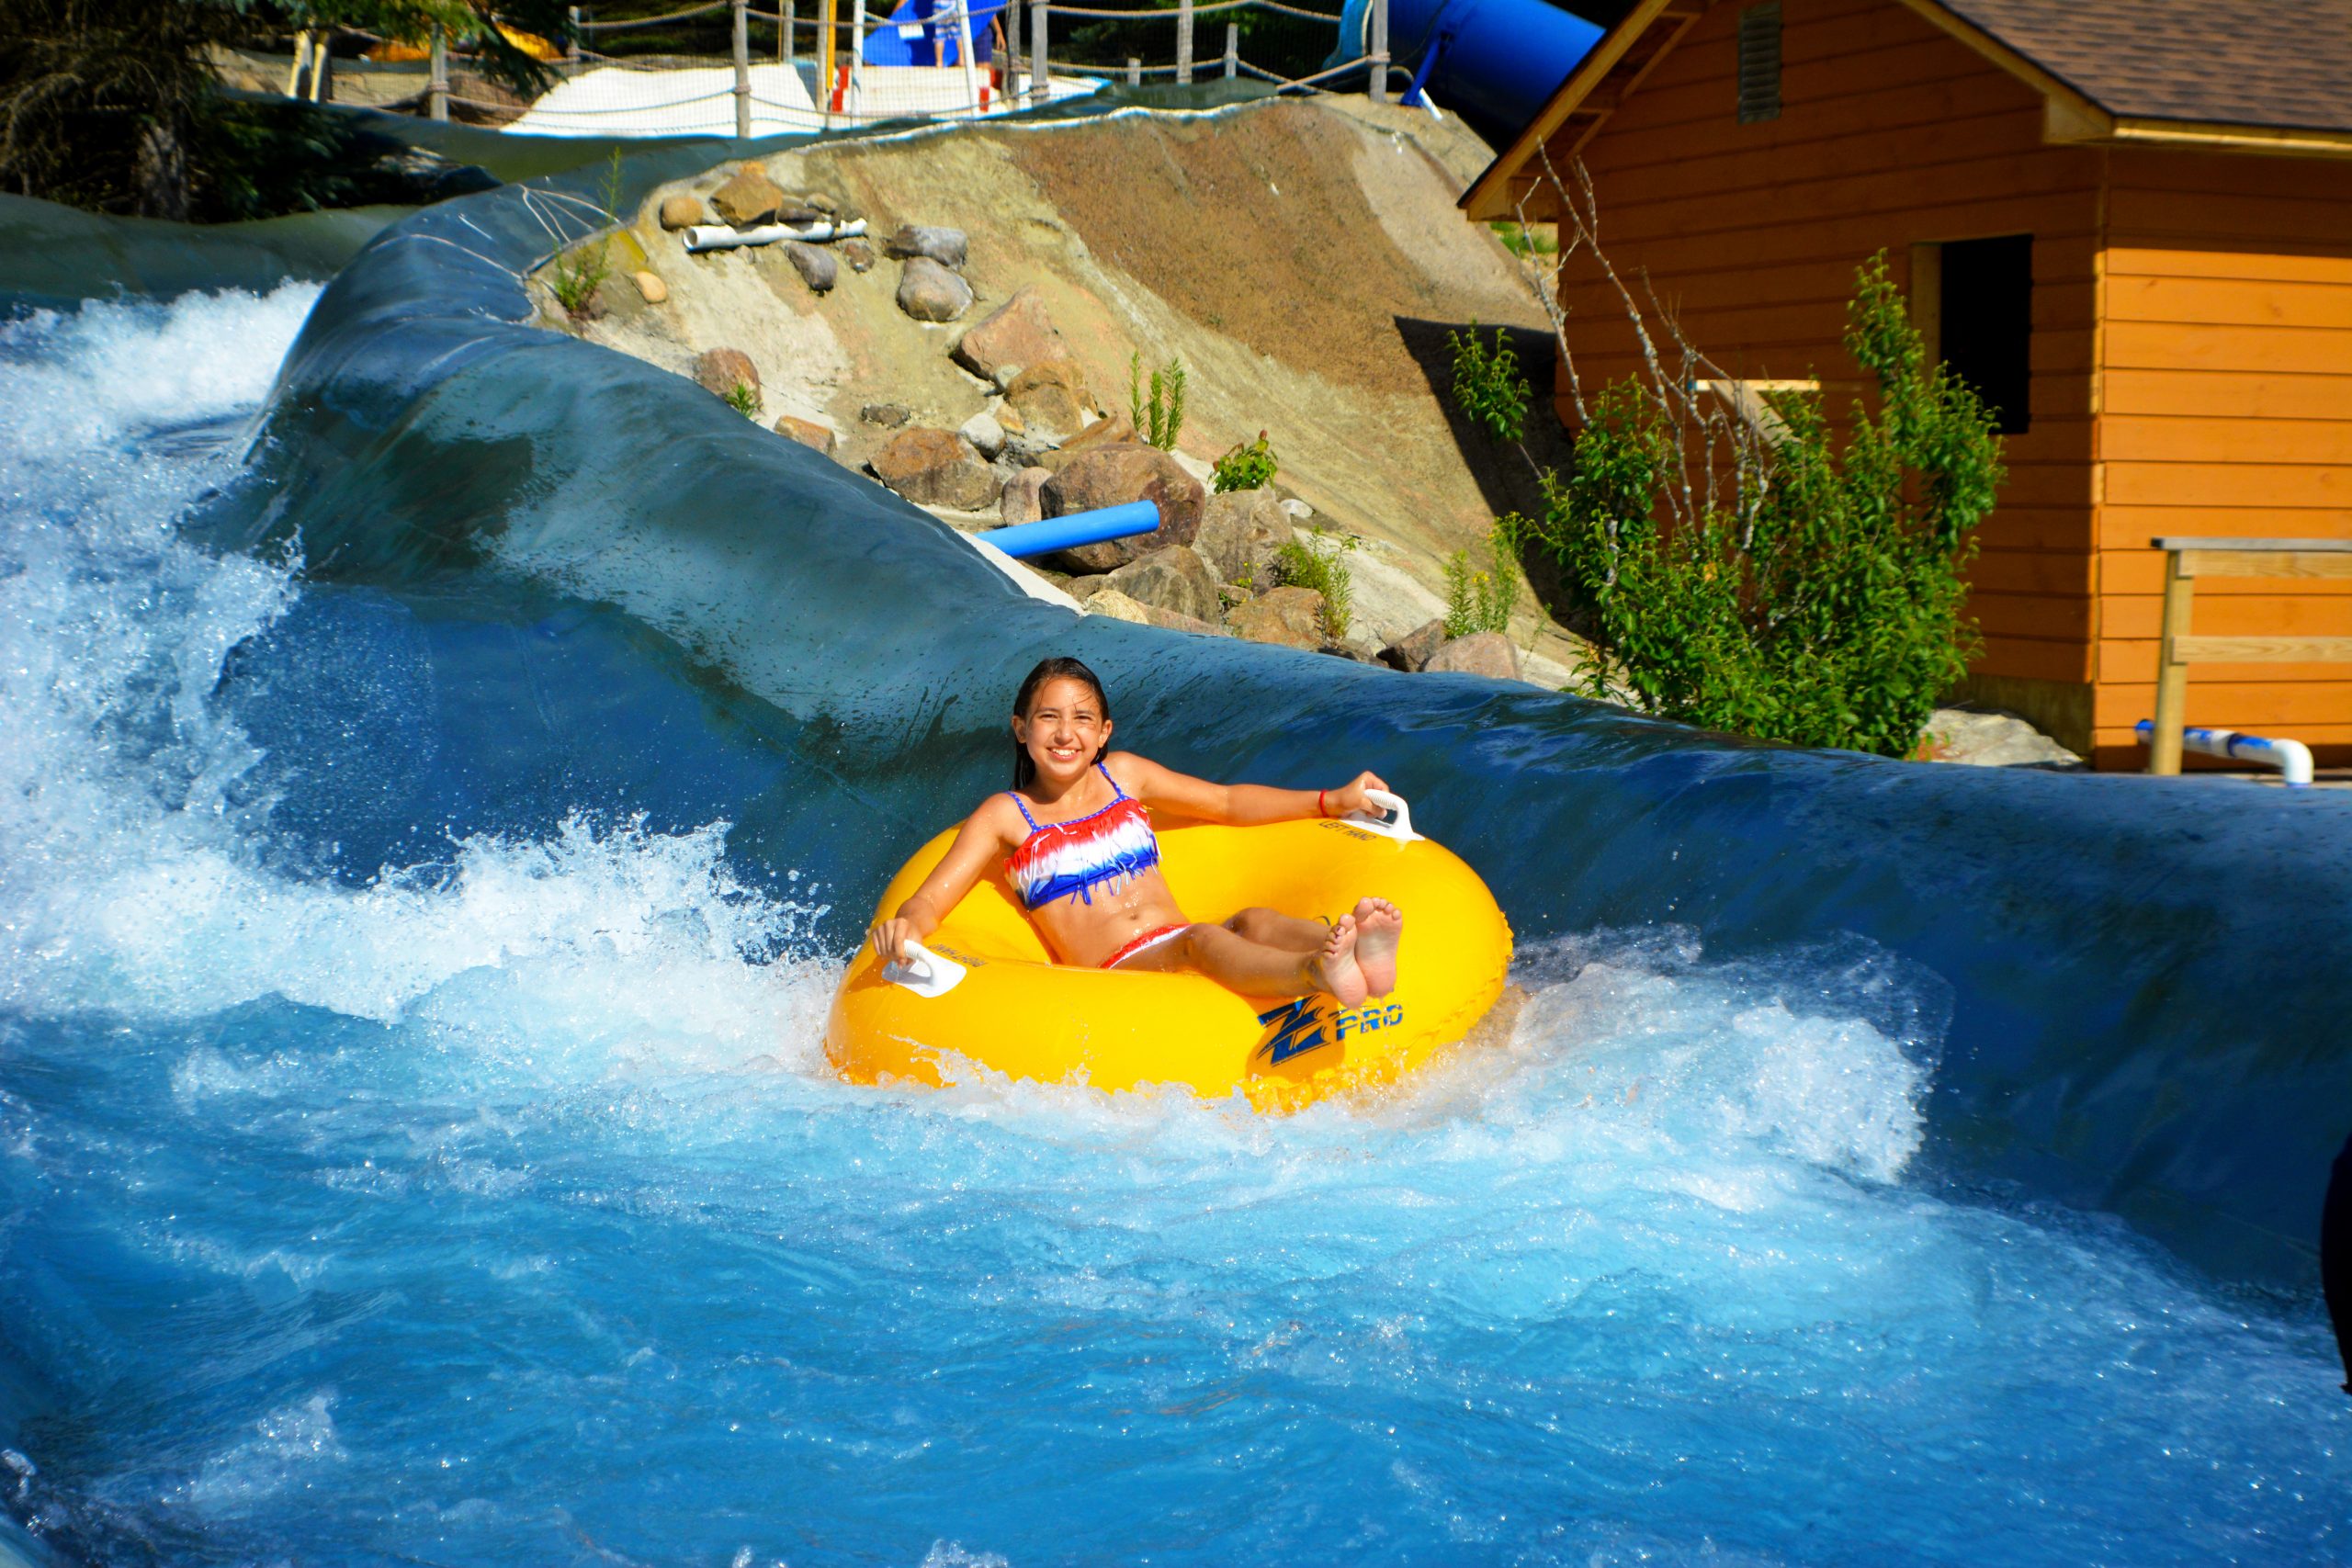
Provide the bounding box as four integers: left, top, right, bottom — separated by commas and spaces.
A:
1310, 914, 1367, 1009
1351, 897, 1403, 998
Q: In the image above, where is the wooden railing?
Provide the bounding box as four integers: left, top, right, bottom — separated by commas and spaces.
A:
2147, 536, 2352, 774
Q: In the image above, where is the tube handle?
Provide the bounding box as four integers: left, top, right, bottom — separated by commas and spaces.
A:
1347, 789, 1420, 841
883, 940, 967, 998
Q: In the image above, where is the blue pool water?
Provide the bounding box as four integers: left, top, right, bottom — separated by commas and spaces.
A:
0, 278, 2346, 1565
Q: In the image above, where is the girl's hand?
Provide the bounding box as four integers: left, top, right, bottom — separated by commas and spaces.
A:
870, 917, 920, 964
1326, 771, 1390, 819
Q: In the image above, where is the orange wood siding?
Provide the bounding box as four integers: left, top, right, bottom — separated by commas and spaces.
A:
2095, 148, 2352, 764
1550, 0, 2105, 717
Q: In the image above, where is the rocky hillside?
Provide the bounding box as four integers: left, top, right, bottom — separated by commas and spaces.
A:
532, 96, 1583, 682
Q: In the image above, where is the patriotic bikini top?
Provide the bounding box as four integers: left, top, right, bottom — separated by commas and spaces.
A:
1005, 763, 1163, 909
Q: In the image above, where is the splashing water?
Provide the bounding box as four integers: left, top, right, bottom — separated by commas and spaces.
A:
0, 290, 2344, 1567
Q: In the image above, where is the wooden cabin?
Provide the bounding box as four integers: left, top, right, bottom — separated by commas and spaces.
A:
1462, 0, 2352, 769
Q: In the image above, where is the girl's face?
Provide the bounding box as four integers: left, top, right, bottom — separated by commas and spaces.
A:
1012, 675, 1112, 789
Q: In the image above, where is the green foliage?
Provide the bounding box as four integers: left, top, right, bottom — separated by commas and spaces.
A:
548, 151, 626, 318
1211, 431, 1279, 494
725, 380, 762, 418
1522, 254, 2005, 759
1446, 322, 1532, 445
1491, 220, 1558, 259
1443, 521, 1521, 638
1128, 352, 1186, 452
1273, 523, 1359, 646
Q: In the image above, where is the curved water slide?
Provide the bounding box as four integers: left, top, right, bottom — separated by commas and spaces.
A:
1333, 0, 1603, 137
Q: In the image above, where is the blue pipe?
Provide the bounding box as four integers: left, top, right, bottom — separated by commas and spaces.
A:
1329, 0, 1603, 138
981, 501, 1161, 559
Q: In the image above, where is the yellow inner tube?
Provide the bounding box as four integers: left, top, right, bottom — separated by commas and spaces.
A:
825, 811, 1513, 1112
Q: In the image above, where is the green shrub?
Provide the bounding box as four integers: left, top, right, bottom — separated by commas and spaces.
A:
1523, 254, 2005, 758
1212, 431, 1279, 493
548, 152, 626, 319
1443, 522, 1521, 638
1273, 523, 1358, 645
725, 381, 763, 419
1446, 321, 1532, 445
1128, 353, 1187, 451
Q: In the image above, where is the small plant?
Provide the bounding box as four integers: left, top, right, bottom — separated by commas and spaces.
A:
1128, 351, 1187, 451
1446, 321, 1532, 446
548, 151, 627, 319
1491, 220, 1559, 260
1274, 523, 1359, 645
1442, 521, 1521, 637
1212, 430, 1280, 493
725, 380, 763, 419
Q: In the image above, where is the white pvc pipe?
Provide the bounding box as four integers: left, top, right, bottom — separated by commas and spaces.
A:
682, 217, 867, 253
2136, 719, 2315, 786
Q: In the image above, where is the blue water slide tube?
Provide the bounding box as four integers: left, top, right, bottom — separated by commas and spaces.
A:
1329, 0, 1603, 138
981, 501, 1161, 558
861, 0, 1007, 67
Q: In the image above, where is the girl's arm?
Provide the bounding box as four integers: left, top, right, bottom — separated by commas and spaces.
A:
1109, 752, 1388, 827
868, 799, 1017, 960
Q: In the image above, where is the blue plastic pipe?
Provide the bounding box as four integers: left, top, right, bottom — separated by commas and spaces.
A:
980, 501, 1160, 559
1329, 0, 1603, 138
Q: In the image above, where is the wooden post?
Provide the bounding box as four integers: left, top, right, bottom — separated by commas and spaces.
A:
1175, 0, 1193, 84
1126, 56, 1141, 85
1004, 0, 1021, 100
568, 6, 581, 60
2149, 547, 2196, 775
1224, 20, 1237, 78
732, 0, 752, 136
782, 0, 792, 64
1031, 1, 1047, 103
428, 26, 449, 120
1368, 0, 1389, 103
955, 0, 978, 115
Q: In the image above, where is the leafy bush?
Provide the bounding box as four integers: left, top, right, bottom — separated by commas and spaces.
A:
1128, 353, 1186, 451
1446, 322, 1532, 446
725, 381, 763, 419
1212, 431, 1279, 493
1443, 522, 1521, 638
1273, 524, 1358, 645
1523, 254, 2004, 758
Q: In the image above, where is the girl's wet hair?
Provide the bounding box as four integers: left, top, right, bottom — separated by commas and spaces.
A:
1011, 656, 1112, 791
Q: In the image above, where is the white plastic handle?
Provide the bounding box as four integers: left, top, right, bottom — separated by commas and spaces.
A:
883, 940, 967, 998
1347, 789, 1420, 842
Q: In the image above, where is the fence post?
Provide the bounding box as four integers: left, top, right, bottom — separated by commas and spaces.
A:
819, 0, 836, 124
1176, 0, 1193, 84
1031, 1, 1047, 103
1368, 0, 1389, 103
428, 26, 449, 120
782, 0, 793, 64
1005, 0, 1022, 99
567, 6, 580, 60
1224, 21, 1237, 78
955, 0, 978, 115
2149, 547, 2195, 775
849, 0, 866, 115
732, 0, 753, 135
1126, 56, 1141, 85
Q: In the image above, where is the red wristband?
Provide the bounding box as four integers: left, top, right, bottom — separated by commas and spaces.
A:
1318, 789, 1329, 818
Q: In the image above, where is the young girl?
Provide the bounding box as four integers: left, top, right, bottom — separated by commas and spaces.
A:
868, 657, 1404, 1008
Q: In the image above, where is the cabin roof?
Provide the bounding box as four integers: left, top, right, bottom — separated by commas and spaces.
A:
1462, 0, 2352, 220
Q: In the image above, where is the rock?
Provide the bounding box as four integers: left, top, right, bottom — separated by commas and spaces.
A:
1137, 604, 1227, 637
658, 195, 707, 231
780, 240, 836, 293
999, 466, 1052, 526
1227, 585, 1326, 649
1379, 617, 1449, 672
709, 165, 786, 227
1063, 412, 1136, 452
777, 206, 825, 227
1063, 573, 1110, 600
952, 286, 1069, 382
871, 427, 996, 511
693, 347, 760, 398
1003, 359, 1099, 441
883, 223, 968, 269
995, 401, 1027, 435
1922, 706, 2086, 769
861, 402, 911, 428
1102, 546, 1222, 624
774, 415, 837, 454
1083, 588, 1154, 625
632, 270, 669, 304
896, 255, 973, 322
1281, 499, 1315, 521
802, 191, 839, 214
1423, 631, 1521, 681
1193, 487, 1290, 586
958, 410, 1007, 460
1039, 443, 1207, 571
839, 238, 876, 273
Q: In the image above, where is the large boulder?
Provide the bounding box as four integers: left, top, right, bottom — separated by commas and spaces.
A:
693, 347, 760, 398
897, 255, 973, 322
1378, 617, 1448, 672
1039, 443, 1207, 570
658, 195, 707, 231
871, 427, 996, 511
1193, 487, 1290, 587
780, 240, 836, 293
1002, 359, 1099, 442
708, 165, 786, 227
1102, 546, 1222, 625
952, 286, 1069, 382
1423, 631, 1521, 680
773, 414, 836, 454
883, 223, 968, 269
1226, 585, 1325, 649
